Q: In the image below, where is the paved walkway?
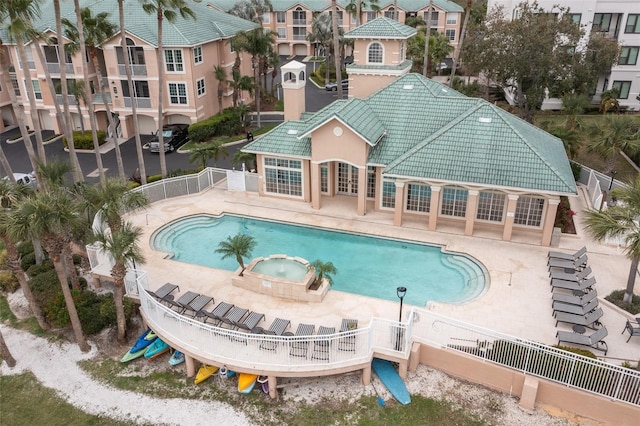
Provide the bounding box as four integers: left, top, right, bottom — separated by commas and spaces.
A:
129, 184, 639, 363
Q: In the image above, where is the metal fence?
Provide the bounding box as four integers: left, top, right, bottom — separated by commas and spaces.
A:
411, 308, 640, 407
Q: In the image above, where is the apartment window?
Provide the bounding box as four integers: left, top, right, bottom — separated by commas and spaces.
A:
262, 13, 270, 24
168, 82, 188, 104
366, 166, 376, 198
164, 49, 184, 72
406, 184, 431, 213
366, 12, 376, 22
193, 46, 202, 64
293, 7, 306, 25
17, 46, 36, 70
445, 29, 456, 41
11, 77, 20, 96
626, 14, 640, 33
121, 80, 150, 98
619, 46, 639, 65
592, 13, 612, 32
446, 12, 457, 25
293, 27, 307, 40
277, 27, 286, 39
476, 192, 505, 222
329, 10, 344, 25
26, 79, 42, 100
276, 11, 285, 23
514, 196, 544, 227
612, 81, 632, 99
264, 157, 302, 197
196, 78, 205, 97
441, 187, 467, 217
368, 42, 383, 63
384, 7, 396, 20
320, 164, 328, 193
568, 13, 581, 26
423, 10, 439, 26
381, 180, 396, 209
351, 14, 356, 24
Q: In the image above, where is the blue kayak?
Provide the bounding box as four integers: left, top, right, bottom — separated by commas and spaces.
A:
371, 358, 411, 405
121, 329, 157, 363
169, 351, 185, 366
144, 338, 169, 359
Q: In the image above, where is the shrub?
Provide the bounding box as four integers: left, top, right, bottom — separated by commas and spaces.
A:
147, 174, 163, 183
570, 162, 582, 181
188, 108, 243, 143
20, 252, 36, 271
26, 260, 54, 277
17, 241, 34, 257
0, 270, 19, 292
63, 130, 107, 150
605, 290, 640, 314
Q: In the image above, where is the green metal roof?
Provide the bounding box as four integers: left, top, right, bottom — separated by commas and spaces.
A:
246, 73, 576, 195
346, 59, 413, 72
1, 0, 258, 48
299, 98, 386, 146
243, 121, 311, 157
344, 17, 417, 39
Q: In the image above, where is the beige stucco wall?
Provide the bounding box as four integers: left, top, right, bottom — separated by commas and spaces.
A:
310, 119, 369, 167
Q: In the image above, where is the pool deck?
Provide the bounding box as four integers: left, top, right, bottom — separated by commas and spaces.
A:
127, 184, 640, 363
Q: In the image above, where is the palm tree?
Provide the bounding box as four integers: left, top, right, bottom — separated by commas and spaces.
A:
213, 65, 226, 113
66, 80, 87, 133
79, 178, 149, 233
188, 141, 228, 170
118, 0, 147, 184
0, 329, 16, 368
228, 0, 273, 25
600, 88, 620, 114
93, 222, 144, 342
0, 39, 39, 174
232, 150, 256, 171
331, 1, 342, 98
215, 233, 256, 275
73, 0, 105, 183
0, 143, 14, 181
229, 68, 254, 108
310, 259, 337, 287
307, 13, 333, 83
233, 28, 275, 127
586, 115, 640, 174
584, 176, 640, 304
63, 8, 126, 180
11, 188, 90, 352
140, 0, 196, 179
267, 50, 279, 97
346, 0, 380, 26
54, 0, 83, 183
3, 0, 47, 164
448, 0, 472, 86
0, 180, 49, 330
561, 93, 589, 131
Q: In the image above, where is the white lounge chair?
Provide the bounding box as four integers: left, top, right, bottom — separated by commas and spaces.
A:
548, 246, 587, 261
557, 326, 608, 355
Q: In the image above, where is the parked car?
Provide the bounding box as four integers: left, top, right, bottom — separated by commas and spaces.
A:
149, 124, 189, 153
325, 79, 349, 91
1, 172, 38, 189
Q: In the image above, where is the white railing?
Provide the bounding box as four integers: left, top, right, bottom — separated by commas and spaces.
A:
139, 284, 408, 372
587, 170, 604, 210
411, 308, 640, 407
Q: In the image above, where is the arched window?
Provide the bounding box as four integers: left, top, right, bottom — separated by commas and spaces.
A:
368, 42, 383, 64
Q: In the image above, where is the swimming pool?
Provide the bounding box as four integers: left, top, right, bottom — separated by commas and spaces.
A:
152, 214, 487, 306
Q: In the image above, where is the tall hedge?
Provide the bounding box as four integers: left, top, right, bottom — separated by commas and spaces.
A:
63, 130, 107, 150
188, 108, 243, 143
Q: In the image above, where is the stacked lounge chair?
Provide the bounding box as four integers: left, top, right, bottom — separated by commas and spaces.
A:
548, 247, 608, 353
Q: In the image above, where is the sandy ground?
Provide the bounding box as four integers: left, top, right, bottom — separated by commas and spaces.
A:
1, 322, 582, 426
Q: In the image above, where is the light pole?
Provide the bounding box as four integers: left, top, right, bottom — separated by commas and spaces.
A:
396, 286, 407, 351
608, 170, 617, 191
600, 170, 618, 211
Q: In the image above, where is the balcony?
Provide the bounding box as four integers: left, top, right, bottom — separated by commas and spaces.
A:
124, 97, 151, 108
118, 64, 148, 77
55, 94, 77, 105
293, 34, 307, 41
292, 18, 307, 25
46, 62, 74, 75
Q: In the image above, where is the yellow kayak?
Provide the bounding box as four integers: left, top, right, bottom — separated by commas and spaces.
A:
238, 373, 258, 393
194, 365, 218, 384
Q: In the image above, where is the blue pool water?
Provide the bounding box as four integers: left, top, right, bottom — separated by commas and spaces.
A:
152, 214, 486, 306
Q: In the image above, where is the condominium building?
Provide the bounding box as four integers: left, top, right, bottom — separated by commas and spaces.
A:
0, 0, 257, 136
211, 0, 464, 58
488, 0, 640, 111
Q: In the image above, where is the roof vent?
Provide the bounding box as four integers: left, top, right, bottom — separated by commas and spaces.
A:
287, 129, 298, 135
478, 117, 492, 123
402, 84, 414, 90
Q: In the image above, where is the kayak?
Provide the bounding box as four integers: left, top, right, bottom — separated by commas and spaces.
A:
144, 338, 169, 360
238, 373, 258, 394
121, 329, 157, 363
168, 351, 184, 366
194, 365, 219, 384
258, 376, 269, 394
